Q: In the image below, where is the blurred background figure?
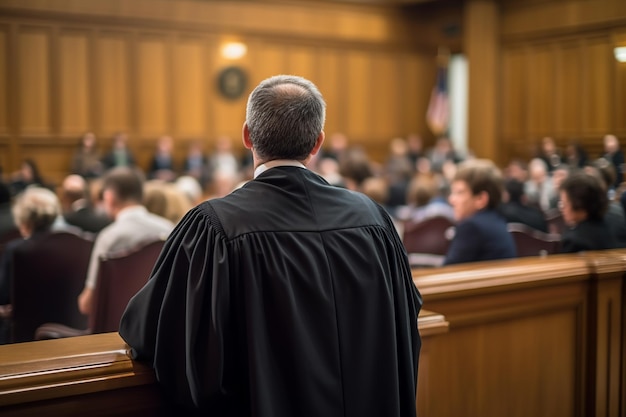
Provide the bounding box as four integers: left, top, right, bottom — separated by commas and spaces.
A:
207, 136, 239, 184
59, 174, 111, 235
498, 178, 548, 233
536, 136, 563, 173
0, 187, 62, 307
524, 158, 554, 212
148, 135, 177, 182
102, 132, 136, 170
564, 139, 588, 170
71, 132, 104, 179
182, 140, 209, 188
601, 134, 624, 190
8, 159, 48, 197
558, 171, 616, 253
143, 180, 193, 225
0, 182, 14, 237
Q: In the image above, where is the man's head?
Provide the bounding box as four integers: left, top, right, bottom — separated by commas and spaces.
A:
12, 186, 60, 237
448, 159, 503, 221
61, 174, 87, 209
243, 75, 326, 165
101, 167, 145, 219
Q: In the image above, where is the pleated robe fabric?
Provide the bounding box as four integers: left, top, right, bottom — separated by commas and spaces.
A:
119, 166, 422, 417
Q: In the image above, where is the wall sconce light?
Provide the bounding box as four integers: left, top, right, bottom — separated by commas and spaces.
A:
221, 42, 247, 60
614, 46, 626, 63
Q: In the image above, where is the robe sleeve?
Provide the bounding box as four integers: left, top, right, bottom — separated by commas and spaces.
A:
119, 202, 232, 411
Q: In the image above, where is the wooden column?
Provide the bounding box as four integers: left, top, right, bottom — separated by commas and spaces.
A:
464, 0, 499, 164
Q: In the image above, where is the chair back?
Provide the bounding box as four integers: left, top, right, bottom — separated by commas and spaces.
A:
545, 208, 566, 235
90, 238, 165, 333
507, 222, 562, 257
10, 231, 93, 342
0, 227, 21, 260
402, 216, 455, 256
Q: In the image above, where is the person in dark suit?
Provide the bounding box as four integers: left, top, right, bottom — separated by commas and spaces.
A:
59, 174, 111, 234
101, 132, 136, 170
498, 178, 549, 233
444, 158, 516, 265
558, 171, 617, 253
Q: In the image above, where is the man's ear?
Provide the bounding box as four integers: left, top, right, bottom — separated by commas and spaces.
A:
475, 190, 489, 210
242, 122, 252, 150
311, 131, 325, 156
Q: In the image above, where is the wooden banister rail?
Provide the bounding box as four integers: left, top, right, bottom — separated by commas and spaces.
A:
0, 312, 447, 416
412, 249, 626, 417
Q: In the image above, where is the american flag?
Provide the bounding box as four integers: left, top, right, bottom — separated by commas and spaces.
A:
426, 53, 450, 137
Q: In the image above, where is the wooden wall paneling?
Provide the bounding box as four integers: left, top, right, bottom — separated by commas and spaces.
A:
616, 61, 626, 137
399, 52, 431, 145
500, 47, 528, 161
136, 33, 169, 140
18, 26, 51, 136
581, 37, 612, 136
554, 40, 582, 138
344, 50, 371, 144
465, 0, 498, 164
316, 47, 342, 138
0, 26, 8, 136
285, 44, 317, 85
370, 51, 399, 150
526, 44, 555, 141
172, 36, 207, 140
58, 29, 90, 137
96, 32, 130, 139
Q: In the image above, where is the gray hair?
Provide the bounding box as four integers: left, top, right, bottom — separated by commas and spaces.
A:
245, 75, 326, 161
12, 186, 60, 233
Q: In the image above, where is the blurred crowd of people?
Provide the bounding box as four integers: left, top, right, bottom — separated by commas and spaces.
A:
1, 130, 625, 265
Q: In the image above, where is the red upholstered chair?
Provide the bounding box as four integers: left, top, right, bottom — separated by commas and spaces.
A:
9, 231, 93, 343
402, 216, 455, 268
90, 238, 165, 334
545, 208, 566, 235
35, 238, 165, 339
507, 222, 562, 257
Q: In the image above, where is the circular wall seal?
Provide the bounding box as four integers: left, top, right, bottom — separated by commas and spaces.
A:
217, 66, 247, 100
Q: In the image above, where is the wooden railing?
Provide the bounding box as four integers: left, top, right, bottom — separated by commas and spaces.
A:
2, 249, 623, 417
413, 249, 626, 417
0, 311, 448, 416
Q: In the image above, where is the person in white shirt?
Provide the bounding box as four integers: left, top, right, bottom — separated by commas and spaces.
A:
78, 167, 174, 315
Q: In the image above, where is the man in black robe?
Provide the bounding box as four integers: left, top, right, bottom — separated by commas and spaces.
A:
119, 75, 422, 417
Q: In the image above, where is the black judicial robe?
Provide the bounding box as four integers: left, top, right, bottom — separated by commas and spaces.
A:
119, 166, 422, 417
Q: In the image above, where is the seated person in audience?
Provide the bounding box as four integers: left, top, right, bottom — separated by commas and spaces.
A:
0, 187, 61, 307
396, 173, 454, 223
71, 131, 104, 179
444, 159, 516, 265
148, 135, 177, 182
143, 179, 193, 225
498, 178, 548, 233
119, 75, 421, 416
182, 140, 209, 188
583, 160, 626, 248
8, 159, 48, 197
77, 167, 174, 315
0, 182, 14, 237
558, 171, 616, 253
60, 174, 111, 234
101, 132, 136, 170
524, 158, 554, 212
